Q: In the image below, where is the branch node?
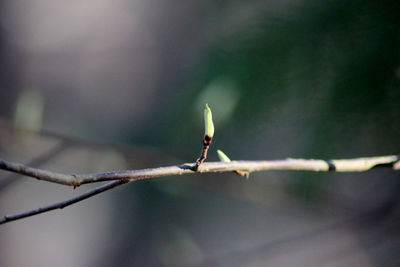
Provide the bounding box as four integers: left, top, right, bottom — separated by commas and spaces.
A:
324, 160, 336, 171
190, 164, 199, 172
72, 174, 80, 189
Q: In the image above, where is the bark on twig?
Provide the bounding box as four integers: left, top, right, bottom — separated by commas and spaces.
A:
0, 155, 399, 225
0, 180, 126, 224
1, 155, 399, 187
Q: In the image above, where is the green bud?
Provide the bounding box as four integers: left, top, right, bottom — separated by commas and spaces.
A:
217, 149, 231, 162
204, 103, 215, 137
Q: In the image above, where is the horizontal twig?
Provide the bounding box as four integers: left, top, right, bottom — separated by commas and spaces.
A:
0, 155, 398, 225
1, 155, 399, 188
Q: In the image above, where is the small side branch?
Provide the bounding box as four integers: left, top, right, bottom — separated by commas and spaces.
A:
193, 103, 215, 170
193, 135, 212, 170
0, 180, 127, 224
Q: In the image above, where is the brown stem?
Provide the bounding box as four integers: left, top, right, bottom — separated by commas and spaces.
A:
0, 180, 127, 225
193, 135, 213, 171
1, 155, 399, 188
0, 155, 399, 225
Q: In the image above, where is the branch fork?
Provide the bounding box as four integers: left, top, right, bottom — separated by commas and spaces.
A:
0, 103, 399, 225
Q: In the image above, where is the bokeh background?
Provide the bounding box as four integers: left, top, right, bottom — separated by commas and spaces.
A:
1, 0, 400, 266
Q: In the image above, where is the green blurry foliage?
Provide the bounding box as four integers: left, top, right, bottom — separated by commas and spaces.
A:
135, 0, 400, 200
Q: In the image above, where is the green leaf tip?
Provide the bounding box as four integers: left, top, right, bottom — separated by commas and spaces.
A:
204, 103, 214, 137
217, 149, 231, 162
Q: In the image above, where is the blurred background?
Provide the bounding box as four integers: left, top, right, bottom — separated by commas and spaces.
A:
1, 0, 400, 266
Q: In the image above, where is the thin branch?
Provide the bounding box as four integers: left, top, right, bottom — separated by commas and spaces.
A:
1, 155, 399, 188
193, 134, 212, 170
0, 155, 399, 225
0, 159, 79, 187
0, 141, 69, 192
0, 180, 127, 225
